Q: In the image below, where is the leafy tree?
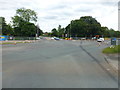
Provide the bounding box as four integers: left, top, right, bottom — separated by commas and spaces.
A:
114, 31, 120, 37
101, 27, 109, 37
16, 8, 37, 22
21, 22, 36, 37
66, 16, 102, 37
11, 8, 39, 37
1, 17, 13, 35
4, 24, 14, 35
51, 28, 58, 37
65, 24, 70, 37
51, 25, 65, 37
36, 25, 43, 36
51, 16, 119, 38
13, 22, 38, 37
109, 28, 116, 37
57, 25, 65, 37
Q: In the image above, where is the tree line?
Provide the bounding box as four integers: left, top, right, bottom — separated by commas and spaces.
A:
51, 16, 120, 38
1, 8, 120, 38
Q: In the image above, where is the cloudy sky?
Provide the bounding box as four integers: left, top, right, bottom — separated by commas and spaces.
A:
0, 0, 119, 32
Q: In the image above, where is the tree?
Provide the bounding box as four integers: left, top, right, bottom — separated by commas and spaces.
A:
1, 17, 13, 35
66, 16, 102, 37
101, 27, 109, 37
4, 24, 14, 35
51, 25, 65, 37
57, 25, 65, 37
11, 8, 39, 37
114, 31, 120, 37
51, 28, 58, 37
36, 25, 43, 36
16, 8, 37, 22
65, 24, 70, 37
51, 16, 119, 38
109, 28, 115, 37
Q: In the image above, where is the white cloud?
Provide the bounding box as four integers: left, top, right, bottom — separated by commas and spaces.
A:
0, 0, 119, 32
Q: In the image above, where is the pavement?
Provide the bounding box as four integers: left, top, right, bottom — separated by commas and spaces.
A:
2, 39, 119, 73
104, 53, 119, 72
2, 40, 118, 88
103, 39, 119, 72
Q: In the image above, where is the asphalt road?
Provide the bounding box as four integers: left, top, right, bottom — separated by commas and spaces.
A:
2, 40, 118, 88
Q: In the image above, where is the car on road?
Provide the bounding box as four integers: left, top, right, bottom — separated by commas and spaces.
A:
97, 38, 104, 42
50, 37, 60, 40
36, 37, 41, 40
51, 37, 55, 40
54, 37, 60, 40
81, 37, 86, 40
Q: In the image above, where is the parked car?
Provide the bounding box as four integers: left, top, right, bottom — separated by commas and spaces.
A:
97, 38, 104, 42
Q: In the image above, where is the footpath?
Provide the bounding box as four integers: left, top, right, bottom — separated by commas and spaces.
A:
103, 39, 119, 72
104, 53, 119, 72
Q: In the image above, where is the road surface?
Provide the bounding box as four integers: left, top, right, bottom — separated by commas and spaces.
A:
2, 40, 118, 88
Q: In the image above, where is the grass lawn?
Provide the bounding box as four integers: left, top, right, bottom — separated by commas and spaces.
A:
102, 45, 120, 54
0, 41, 32, 45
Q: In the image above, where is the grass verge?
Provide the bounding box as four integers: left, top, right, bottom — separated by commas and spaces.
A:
102, 45, 120, 54
0, 41, 32, 45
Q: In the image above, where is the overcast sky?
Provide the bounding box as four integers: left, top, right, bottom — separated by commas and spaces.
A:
0, 0, 119, 32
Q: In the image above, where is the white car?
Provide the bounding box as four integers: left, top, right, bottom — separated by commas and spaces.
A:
97, 38, 104, 42
36, 37, 40, 40
81, 37, 86, 40
51, 37, 55, 40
